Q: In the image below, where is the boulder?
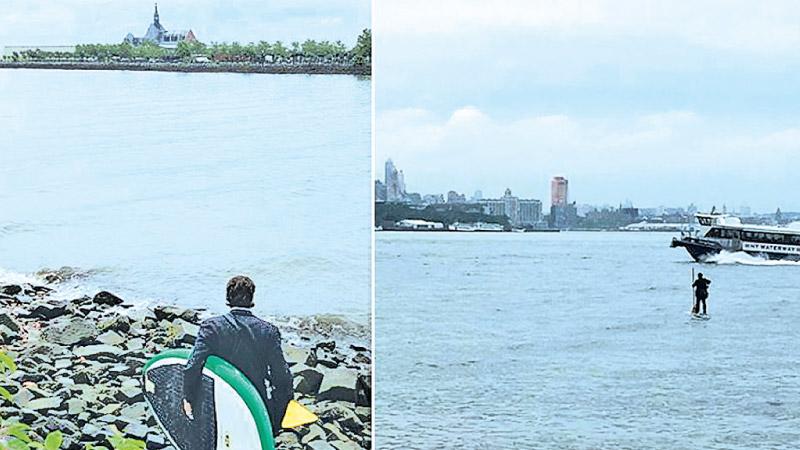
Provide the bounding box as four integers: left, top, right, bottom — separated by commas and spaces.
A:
355, 374, 371, 407
42, 318, 99, 346
154, 306, 200, 324
284, 346, 314, 367
293, 365, 324, 396
21, 302, 67, 320
0, 285, 22, 296
93, 291, 124, 307
318, 368, 358, 403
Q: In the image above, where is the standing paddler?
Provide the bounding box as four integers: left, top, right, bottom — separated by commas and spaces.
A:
691, 272, 711, 315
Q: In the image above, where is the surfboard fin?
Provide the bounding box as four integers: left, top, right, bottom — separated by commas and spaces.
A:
281, 400, 318, 429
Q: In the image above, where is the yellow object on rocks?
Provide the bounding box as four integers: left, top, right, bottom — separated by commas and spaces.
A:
281, 400, 319, 429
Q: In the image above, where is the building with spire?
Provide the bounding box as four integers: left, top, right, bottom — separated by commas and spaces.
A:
124, 4, 197, 48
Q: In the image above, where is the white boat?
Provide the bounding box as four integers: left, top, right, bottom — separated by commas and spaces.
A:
671, 213, 800, 261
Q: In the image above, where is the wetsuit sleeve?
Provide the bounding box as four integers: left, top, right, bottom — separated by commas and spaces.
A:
183, 321, 215, 405
265, 329, 294, 431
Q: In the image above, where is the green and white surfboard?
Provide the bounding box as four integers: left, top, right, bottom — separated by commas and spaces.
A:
142, 349, 276, 450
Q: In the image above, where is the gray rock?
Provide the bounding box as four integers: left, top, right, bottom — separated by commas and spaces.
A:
0, 285, 22, 296
0, 312, 20, 332
0, 324, 19, 344
22, 302, 67, 320
331, 441, 362, 450
355, 374, 371, 407
73, 344, 124, 359
308, 441, 337, 450
96, 330, 125, 346
42, 318, 99, 346
318, 367, 358, 403
27, 397, 63, 411
293, 365, 324, 396
284, 345, 313, 367
301, 424, 327, 444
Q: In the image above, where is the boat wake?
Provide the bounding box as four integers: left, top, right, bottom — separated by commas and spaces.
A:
706, 251, 800, 266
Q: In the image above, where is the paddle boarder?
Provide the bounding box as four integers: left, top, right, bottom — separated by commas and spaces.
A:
692, 272, 711, 315
182, 275, 293, 435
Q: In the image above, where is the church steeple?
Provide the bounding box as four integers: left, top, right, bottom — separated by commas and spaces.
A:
153, 3, 160, 26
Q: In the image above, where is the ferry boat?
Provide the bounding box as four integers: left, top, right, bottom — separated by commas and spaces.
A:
671, 213, 800, 261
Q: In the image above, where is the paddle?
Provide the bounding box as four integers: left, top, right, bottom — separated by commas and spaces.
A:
690, 267, 697, 314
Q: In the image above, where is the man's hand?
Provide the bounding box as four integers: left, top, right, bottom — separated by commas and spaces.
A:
182, 399, 194, 420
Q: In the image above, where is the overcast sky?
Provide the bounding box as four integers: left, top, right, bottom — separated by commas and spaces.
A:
376, 0, 800, 213
0, 0, 370, 47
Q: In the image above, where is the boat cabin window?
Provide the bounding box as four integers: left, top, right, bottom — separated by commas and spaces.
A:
697, 216, 714, 226
707, 228, 740, 239
742, 230, 795, 244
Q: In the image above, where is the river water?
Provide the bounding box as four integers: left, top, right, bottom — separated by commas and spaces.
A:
0, 69, 370, 322
376, 231, 799, 449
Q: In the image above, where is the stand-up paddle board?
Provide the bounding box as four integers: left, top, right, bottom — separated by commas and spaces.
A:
143, 349, 275, 450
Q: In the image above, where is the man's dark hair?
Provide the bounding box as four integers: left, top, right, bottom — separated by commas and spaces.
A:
227, 275, 255, 308
698, 273, 704, 278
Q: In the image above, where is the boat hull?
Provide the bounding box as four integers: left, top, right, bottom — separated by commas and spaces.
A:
671, 236, 800, 262
670, 237, 723, 262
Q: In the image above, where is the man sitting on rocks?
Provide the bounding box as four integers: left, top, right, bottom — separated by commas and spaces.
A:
183, 275, 293, 435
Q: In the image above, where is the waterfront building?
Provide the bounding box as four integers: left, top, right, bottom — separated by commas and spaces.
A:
479, 188, 541, 227
518, 199, 543, 225
551, 176, 568, 206
502, 188, 520, 226
423, 194, 445, 205
550, 202, 578, 229
124, 4, 197, 48
481, 199, 506, 218
447, 191, 466, 203
471, 190, 483, 202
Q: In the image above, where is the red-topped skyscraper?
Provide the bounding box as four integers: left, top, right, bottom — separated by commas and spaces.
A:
551, 176, 568, 206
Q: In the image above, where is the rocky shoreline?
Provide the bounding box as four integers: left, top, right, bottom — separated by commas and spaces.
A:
0, 280, 371, 449
0, 61, 371, 76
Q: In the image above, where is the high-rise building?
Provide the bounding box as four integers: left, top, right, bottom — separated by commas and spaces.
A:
502, 188, 519, 226
551, 176, 568, 206
385, 159, 405, 202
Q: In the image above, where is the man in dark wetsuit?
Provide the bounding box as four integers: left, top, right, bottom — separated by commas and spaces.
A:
692, 273, 711, 314
183, 276, 293, 435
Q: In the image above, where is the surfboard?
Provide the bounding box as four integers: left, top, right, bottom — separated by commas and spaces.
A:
142, 349, 275, 450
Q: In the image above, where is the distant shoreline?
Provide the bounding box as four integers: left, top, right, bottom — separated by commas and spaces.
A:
0, 61, 371, 76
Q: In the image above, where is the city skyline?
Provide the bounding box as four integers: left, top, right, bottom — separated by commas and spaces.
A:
378, 158, 775, 216
376, 1, 800, 212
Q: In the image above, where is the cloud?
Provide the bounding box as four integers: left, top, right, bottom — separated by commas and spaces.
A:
377, 0, 800, 56
377, 106, 800, 209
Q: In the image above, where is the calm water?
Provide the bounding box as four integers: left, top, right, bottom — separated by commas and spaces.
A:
0, 69, 370, 322
376, 232, 800, 449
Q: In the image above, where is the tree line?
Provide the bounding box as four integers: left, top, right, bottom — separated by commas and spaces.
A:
3, 29, 371, 66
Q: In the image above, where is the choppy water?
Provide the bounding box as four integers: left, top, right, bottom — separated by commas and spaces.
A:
376, 231, 800, 449
0, 69, 370, 322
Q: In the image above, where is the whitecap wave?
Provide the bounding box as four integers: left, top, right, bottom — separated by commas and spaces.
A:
706, 251, 800, 266
0, 267, 41, 285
